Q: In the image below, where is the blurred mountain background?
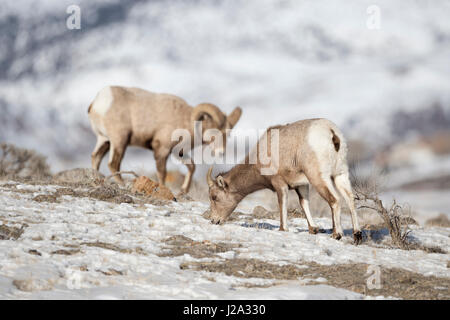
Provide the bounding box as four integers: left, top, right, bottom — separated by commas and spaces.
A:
1, 0, 449, 217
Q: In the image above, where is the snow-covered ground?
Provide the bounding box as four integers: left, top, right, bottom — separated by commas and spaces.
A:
0, 181, 448, 299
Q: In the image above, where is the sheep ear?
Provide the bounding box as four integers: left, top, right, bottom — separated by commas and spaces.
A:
216, 175, 227, 189
206, 166, 215, 188
227, 107, 242, 128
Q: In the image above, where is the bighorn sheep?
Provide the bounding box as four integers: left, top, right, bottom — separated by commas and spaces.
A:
88, 86, 242, 193
206, 118, 362, 244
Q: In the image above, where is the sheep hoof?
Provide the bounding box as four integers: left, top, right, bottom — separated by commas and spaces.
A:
308, 226, 320, 234
353, 231, 363, 245
279, 227, 288, 232
331, 232, 342, 240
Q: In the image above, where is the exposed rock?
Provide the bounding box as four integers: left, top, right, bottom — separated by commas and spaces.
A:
131, 176, 175, 201
252, 205, 271, 218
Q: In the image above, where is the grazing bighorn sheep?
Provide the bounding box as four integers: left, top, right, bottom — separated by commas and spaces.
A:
88, 86, 242, 193
206, 118, 362, 244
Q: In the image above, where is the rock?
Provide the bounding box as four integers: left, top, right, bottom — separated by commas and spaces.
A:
53, 168, 104, 185
252, 206, 274, 219
131, 176, 175, 201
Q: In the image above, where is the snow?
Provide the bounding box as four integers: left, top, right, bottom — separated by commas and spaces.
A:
1, 0, 450, 178
0, 181, 448, 299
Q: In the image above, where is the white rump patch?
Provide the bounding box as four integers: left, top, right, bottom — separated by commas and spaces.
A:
307, 122, 332, 156
306, 121, 339, 175
306, 120, 349, 176
92, 86, 114, 116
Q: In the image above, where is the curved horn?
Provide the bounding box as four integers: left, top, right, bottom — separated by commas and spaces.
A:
191, 103, 226, 127
227, 106, 242, 129
206, 166, 215, 188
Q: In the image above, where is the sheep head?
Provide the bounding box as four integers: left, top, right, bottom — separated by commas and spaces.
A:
206, 167, 240, 224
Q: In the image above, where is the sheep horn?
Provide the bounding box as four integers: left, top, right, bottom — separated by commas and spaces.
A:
192, 103, 226, 127
226, 106, 242, 129
206, 166, 215, 188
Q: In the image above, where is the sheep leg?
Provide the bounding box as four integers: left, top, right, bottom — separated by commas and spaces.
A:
334, 173, 362, 244
108, 142, 127, 185
272, 178, 289, 231
180, 162, 195, 194
307, 171, 343, 239
91, 136, 110, 171
154, 149, 170, 186
295, 185, 319, 234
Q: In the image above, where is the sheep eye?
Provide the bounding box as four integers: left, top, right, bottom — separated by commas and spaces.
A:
211, 195, 217, 201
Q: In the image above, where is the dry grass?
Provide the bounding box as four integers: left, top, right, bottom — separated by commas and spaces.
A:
425, 214, 450, 228
51, 248, 81, 255
32, 194, 59, 203
181, 258, 450, 299
28, 249, 42, 256
52, 168, 105, 186
80, 241, 147, 255
99, 269, 125, 276
0, 224, 26, 240
0, 143, 51, 180
12, 278, 54, 292
158, 235, 242, 259
1, 179, 173, 206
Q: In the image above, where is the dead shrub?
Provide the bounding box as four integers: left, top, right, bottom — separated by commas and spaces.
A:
52, 168, 105, 186
425, 214, 450, 228
0, 143, 51, 180
352, 172, 412, 249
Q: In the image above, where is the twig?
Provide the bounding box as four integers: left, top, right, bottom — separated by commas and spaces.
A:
106, 171, 140, 180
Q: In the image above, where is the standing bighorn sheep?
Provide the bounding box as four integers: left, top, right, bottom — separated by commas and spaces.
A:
206, 118, 362, 244
88, 86, 242, 193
